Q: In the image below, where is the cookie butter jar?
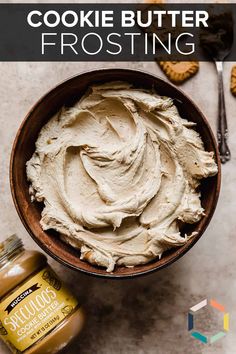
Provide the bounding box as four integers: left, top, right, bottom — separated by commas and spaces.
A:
0, 235, 85, 354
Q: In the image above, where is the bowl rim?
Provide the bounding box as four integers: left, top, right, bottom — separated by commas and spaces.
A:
10, 67, 221, 279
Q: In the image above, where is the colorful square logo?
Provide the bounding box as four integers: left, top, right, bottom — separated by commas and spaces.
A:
188, 299, 229, 344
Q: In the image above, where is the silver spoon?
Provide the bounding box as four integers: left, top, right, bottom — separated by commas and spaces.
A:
201, 12, 233, 163
215, 60, 231, 163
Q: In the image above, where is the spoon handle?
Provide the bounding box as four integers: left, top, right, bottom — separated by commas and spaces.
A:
216, 61, 231, 164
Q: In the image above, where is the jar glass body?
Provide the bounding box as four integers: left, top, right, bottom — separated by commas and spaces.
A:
0, 245, 84, 354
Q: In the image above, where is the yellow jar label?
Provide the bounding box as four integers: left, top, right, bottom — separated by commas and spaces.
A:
0, 266, 79, 352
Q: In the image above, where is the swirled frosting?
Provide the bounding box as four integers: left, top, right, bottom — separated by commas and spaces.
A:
27, 82, 218, 272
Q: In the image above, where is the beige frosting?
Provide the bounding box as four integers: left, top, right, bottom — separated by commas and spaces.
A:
26, 82, 218, 272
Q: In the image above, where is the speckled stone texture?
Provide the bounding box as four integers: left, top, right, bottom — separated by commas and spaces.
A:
1, 1, 236, 353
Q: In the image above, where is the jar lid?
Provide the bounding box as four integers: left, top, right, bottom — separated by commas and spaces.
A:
0, 234, 24, 268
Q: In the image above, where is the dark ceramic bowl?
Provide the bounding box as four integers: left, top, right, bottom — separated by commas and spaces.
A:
10, 68, 221, 278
